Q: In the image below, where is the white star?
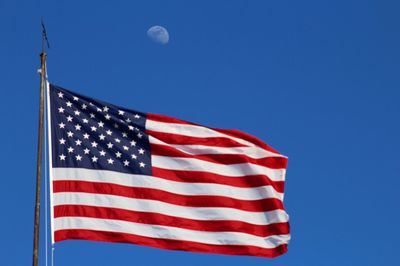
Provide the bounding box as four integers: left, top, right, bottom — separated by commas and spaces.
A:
66, 101, 72, 107
59, 154, 66, 160
81, 104, 87, 110
91, 156, 98, 162
128, 125, 134, 131
122, 132, 128, 138
106, 130, 112, 136
82, 118, 89, 124
75, 155, 82, 161
83, 148, 90, 154
58, 107, 64, 113
103, 106, 109, 112
98, 121, 104, 128
74, 110, 80, 116
90, 113, 95, 118
115, 151, 122, 158
67, 147, 74, 153
66, 116, 73, 122
123, 160, 130, 166
114, 123, 119, 128
131, 154, 137, 160
59, 138, 66, 145
75, 139, 82, 146
96, 107, 102, 112
134, 114, 140, 119
104, 114, 111, 120
91, 141, 98, 148
99, 134, 106, 140
75, 124, 81, 131
137, 133, 143, 138
73, 96, 79, 101
83, 133, 90, 139
123, 146, 129, 151
115, 138, 121, 143
107, 158, 114, 164
139, 162, 146, 168
138, 148, 145, 155
58, 92, 64, 98
67, 131, 74, 137
99, 150, 106, 156
118, 110, 125, 115
107, 142, 113, 149
89, 102, 94, 106
59, 122, 65, 129
130, 140, 136, 146
126, 118, 131, 123
91, 126, 97, 132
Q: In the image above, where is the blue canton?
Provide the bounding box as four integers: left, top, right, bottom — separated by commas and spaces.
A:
49, 84, 152, 176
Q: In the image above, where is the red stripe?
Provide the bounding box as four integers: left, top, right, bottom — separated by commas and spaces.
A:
147, 130, 248, 147
55, 229, 288, 258
53, 180, 284, 212
54, 205, 290, 237
214, 128, 283, 155
147, 113, 195, 125
152, 167, 285, 193
151, 143, 288, 169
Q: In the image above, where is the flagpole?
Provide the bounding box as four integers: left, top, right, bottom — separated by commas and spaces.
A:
32, 23, 47, 266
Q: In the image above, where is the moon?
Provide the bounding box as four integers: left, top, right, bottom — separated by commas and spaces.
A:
147, 25, 169, 44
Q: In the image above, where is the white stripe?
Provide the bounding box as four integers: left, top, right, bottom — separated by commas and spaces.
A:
54, 192, 289, 226
149, 136, 283, 159
54, 217, 290, 249
152, 156, 286, 182
146, 120, 284, 157
53, 168, 283, 201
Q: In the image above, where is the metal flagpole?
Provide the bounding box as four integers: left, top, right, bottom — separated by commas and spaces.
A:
32, 20, 49, 266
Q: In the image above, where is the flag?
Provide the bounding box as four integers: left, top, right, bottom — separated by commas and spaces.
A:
47, 84, 290, 258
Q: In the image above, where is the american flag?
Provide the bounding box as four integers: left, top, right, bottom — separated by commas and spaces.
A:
48, 84, 290, 258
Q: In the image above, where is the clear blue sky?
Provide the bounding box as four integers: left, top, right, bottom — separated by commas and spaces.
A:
1, 0, 399, 265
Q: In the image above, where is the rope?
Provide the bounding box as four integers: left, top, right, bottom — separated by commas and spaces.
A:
51, 246, 55, 266
44, 65, 49, 266
45, 65, 55, 266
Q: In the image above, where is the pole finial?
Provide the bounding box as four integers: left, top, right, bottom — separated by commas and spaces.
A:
41, 19, 50, 52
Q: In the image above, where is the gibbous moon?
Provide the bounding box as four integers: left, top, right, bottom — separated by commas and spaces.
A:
147, 25, 169, 44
